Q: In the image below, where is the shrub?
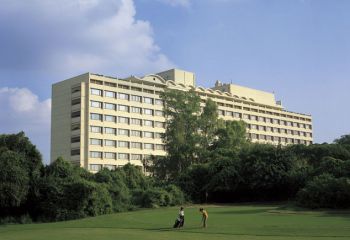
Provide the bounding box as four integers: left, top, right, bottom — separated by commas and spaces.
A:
296, 174, 350, 208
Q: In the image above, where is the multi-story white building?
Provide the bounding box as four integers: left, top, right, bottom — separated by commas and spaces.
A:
51, 69, 313, 172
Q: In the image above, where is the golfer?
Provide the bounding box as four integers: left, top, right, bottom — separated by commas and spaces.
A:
199, 208, 208, 228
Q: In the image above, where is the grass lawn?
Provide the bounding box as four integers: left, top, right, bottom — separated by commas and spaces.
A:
1, 204, 350, 240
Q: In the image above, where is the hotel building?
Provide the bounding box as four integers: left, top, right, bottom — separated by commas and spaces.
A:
51, 69, 313, 172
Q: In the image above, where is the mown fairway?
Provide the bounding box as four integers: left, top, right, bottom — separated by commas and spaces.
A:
1, 204, 350, 240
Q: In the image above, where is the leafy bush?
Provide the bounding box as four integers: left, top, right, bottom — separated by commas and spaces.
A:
296, 174, 350, 208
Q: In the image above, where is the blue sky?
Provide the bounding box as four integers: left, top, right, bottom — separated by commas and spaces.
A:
0, 0, 349, 164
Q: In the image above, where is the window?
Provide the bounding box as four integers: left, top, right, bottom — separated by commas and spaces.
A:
71, 149, 80, 156
72, 98, 81, 105
71, 136, 80, 143
72, 86, 80, 93
118, 84, 129, 90
118, 116, 129, 124
144, 109, 153, 115
226, 111, 233, 117
144, 120, 153, 127
104, 82, 116, 87
131, 154, 142, 160
233, 112, 241, 118
104, 103, 116, 110
131, 87, 142, 92
104, 127, 116, 135
258, 117, 265, 122
243, 114, 250, 120
118, 93, 129, 100
131, 95, 142, 102
144, 89, 154, 94
89, 164, 102, 171
250, 133, 258, 139
154, 132, 162, 139
90, 138, 102, 145
250, 124, 257, 130
131, 130, 142, 137
154, 121, 165, 128
90, 101, 102, 108
143, 131, 154, 138
131, 106, 142, 113
104, 140, 116, 147
266, 118, 273, 124
155, 144, 165, 150
118, 105, 129, 112
71, 111, 81, 118
131, 142, 142, 149
266, 127, 272, 132
91, 88, 102, 96
251, 115, 258, 121
90, 126, 102, 133
118, 141, 129, 148
218, 110, 225, 116
155, 99, 164, 105
90, 79, 103, 85
118, 153, 129, 160
273, 119, 279, 124
90, 151, 102, 158
118, 129, 129, 136
104, 152, 116, 159
131, 118, 142, 126
104, 115, 116, 122
105, 90, 116, 98
104, 165, 116, 170
144, 143, 154, 149
90, 113, 102, 121
72, 124, 80, 130
144, 97, 153, 104
155, 110, 164, 116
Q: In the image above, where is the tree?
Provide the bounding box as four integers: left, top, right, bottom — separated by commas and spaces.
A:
0, 150, 29, 216
211, 120, 247, 155
198, 98, 220, 162
160, 89, 202, 177
334, 134, 350, 151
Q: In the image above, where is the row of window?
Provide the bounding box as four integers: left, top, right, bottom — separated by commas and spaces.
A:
91, 88, 164, 105
248, 133, 312, 145
207, 98, 312, 122
90, 125, 163, 138
220, 111, 312, 129
89, 138, 165, 150
248, 124, 312, 137
89, 163, 145, 171
90, 113, 165, 127
90, 101, 165, 116
89, 151, 152, 160
90, 79, 163, 95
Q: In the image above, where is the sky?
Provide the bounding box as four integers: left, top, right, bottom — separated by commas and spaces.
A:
0, 0, 349, 164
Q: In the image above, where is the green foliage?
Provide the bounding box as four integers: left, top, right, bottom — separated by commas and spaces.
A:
0, 150, 29, 209
334, 134, 350, 152
212, 120, 247, 154
297, 174, 350, 208
160, 89, 202, 176
132, 185, 184, 208
177, 164, 210, 202
37, 158, 113, 221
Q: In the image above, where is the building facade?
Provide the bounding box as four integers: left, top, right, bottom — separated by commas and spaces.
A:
51, 69, 313, 172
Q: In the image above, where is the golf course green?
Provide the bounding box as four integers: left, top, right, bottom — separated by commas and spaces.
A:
1, 204, 350, 240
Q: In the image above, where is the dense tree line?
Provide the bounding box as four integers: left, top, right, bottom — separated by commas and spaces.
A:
152, 89, 350, 209
0, 132, 184, 223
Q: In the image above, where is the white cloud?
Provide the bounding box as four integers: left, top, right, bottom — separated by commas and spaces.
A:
0, 88, 51, 163
157, 0, 191, 8
0, 0, 175, 76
